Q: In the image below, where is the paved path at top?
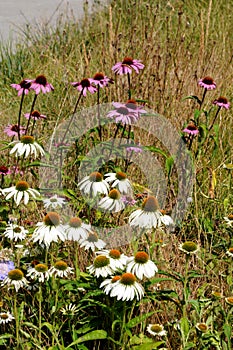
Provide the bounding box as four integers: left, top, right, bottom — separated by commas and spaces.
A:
0, 0, 86, 43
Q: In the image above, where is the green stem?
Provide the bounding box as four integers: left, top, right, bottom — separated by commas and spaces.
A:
183, 254, 190, 318
38, 285, 42, 344
13, 295, 20, 348
25, 94, 38, 134
17, 91, 25, 140
127, 72, 131, 99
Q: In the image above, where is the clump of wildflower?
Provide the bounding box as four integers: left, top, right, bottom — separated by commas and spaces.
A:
147, 324, 167, 337
2, 180, 40, 206
104, 171, 133, 195
112, 57, 144, 75
96, 249, 128, 271
179, 241, 199, 255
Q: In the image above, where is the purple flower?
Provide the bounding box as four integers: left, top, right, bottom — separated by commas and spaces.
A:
114, 100, 147, 115
24, 110, 47, 120
107, 102, 141, 125
0, 166, 11, 176
4, 124, 25, 137
71, 78, 97, 96
121, 195, 136, 206
91, 72, 114, 88
11, 79, 31, 96
213, 96, 230, 110
112, 57, 144, 75
126, 145, 143, 153
30, 75, 54, 94
183, 123, 199, 135
0, 260, 15, 280
198, 76, 216, 90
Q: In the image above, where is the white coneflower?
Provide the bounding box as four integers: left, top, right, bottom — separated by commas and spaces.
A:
96, 249, 128, 271
79, 232, 106, 252
87, 255, 113, 278
78, 172, 109, 197
60, 303, 79, 316
225, 297, 233, 306
110, 272, 144, 301
0, 312, 15, 324
129, 196, 162, 229
224, 214, 233, 227
43, 195, 66, 209
226, 247, 233, 257
31, 212, 66, 248
147, 324, 167, 336
3, 224, 28, 241
49, 260, 74, 278
65, 217, 92, 241
9, 135, 45, 158
98, 189, 125, 213
196, 323, 208, 333
1, 269, 28, 292
160, 211, 174, 227
27, 263, 50, 283
104, 171, 133, 195
126, 251, 158, 280
2, 181, 40, 206
179, 241, 199, 255
100, 275, 121, 295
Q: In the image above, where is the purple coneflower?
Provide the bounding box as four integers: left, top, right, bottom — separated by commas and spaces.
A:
24, 110, 47, 120
91, 72, 114, 88
112, 57, 144, 75
198, 76, 216, 90
0, 166, 11, 176
4, 124, 25, 137
183, 123, 199, 135
107, 105, 139, 125
71, 78, 97, 96
213, 96, 230, 110
11, 79, 31, 96
30, 75, 54, 94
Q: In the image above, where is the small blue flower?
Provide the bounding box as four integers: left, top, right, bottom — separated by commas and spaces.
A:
0, 260, 15, 280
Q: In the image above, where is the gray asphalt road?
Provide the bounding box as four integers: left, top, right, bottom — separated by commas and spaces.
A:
0, 0, 86, 43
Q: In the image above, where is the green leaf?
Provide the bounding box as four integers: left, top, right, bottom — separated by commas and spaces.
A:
180, 317, 190, 340
223, 163, 233, 170
223, 323, 231, 343
66, 330, 107, 348
184, 342, 196, 350
165, 156, 174, 179
132, 341, 164, 350
126, 311, 154, 328
182, 95, 201, 105
144, 146, 168, 158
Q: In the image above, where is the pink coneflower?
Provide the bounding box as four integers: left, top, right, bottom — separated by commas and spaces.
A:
91, 73, 114, 88
198, 76, 216, 90
71, 78, 97, 96
30, 75, 54, 94
0, 166, 11, 176
126, 144, 142, 153
11, 79, 31, 96
107, 105, 139, 125
213, 96, 230, 110
4, 124, 25, 137
183, 123, 199, 135
113, 100, 147, 116
112, 57, 144, 75
24, 110, 47, 120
